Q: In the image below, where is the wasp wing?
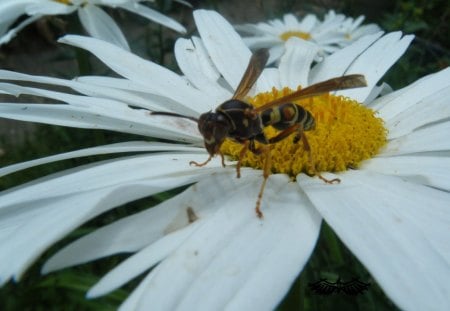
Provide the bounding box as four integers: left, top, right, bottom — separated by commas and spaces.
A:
253, 74, 367, 113
232, 48, 269, 100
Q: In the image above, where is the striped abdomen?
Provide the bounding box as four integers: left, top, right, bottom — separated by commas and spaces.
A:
261, 103, 315, 131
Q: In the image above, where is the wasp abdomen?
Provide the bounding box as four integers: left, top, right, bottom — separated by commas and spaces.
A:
261, 103, 315, 131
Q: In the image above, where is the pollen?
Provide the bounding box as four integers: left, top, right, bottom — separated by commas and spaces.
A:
220, 87, 387, 178
280, 31, 312, 41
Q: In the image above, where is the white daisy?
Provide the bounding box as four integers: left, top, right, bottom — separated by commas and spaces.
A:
0, 0, 188, 49
1, 9, 449, 311
236, 9, 382, 63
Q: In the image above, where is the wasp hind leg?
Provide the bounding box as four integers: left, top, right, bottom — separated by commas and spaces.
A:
299, 131, 340, 184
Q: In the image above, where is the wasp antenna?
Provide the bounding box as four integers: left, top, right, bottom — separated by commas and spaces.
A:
151, 111, 198, 123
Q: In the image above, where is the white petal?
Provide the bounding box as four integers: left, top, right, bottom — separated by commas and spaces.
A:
0, 142, 201, 177
175, 37, 231, 103
0, 15, 42, 45
383, 121, 450, 156
0, 102, 199, 142
310, 32, 383, 83
41, 170, 253, 274
0, 153, 222, 208
0, 153, 229, 283
119, 2, 186, 33
58, 35, 210, 114
193, 10, 252, 93
0, 190, 115, 282
299, 170, 450, 311
78, 4, 130, 51
374, 67, 450, 138
278, 37, 318, 88
25, 2, 76, 15
87, 222, 201, 298
337, 32, 414, 102
127, 174, 321, 310
361, 155, 450, 190
241, 36, 281, 49
266, 44, 285, 65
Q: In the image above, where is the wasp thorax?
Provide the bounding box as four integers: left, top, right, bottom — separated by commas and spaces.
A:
198, 111, 232, 156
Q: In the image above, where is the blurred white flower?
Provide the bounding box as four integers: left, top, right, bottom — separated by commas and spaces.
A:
236, 10, 382, 63
0, 9, 449, 311
0, 0, 188, 49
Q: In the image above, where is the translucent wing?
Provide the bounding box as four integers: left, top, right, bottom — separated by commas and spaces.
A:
253, 74, 367, 113
232, 48, 269, 100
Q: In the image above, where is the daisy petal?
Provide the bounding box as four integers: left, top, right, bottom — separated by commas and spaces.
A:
375, 67, 450, 138
336, 32, 414, 102
193, 10, 252, 92
383, 121, 450, 156
127, 174, 321, 310
0, 154, 227, 283
0, 142, 201, 178
58, 35, 209, 114
41, 170, 252, 274
119, 2, 186, 33
0, 102, 199, 142
279, 38, 319, 89
86, 223, 201, 299
299, 170, 450, 311
0, 153, 221, 208
25, 2, 75, 15
78, 4, 130, 51
175, 37, 231, 103
361, 156, 450, 190
309, 32, 383, 83
0, 15, 42, 45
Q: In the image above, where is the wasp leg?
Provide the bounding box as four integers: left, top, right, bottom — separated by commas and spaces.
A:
219, 151, 226, 167
189, 155, 212, 167
236, 141, 250, 178
267, 124, 301, 144
248, 141, 271, 219
300, 132, 340, 184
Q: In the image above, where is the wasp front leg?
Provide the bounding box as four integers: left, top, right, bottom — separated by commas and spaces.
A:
189, 151, 226, 168
247, 140, 272, 219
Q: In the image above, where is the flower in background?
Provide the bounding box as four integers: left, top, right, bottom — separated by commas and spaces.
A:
0, 0, 188, 49
0, 9, 449, 311
236, 10, 382, 63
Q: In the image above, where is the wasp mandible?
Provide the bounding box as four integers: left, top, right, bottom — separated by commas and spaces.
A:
152, 48, 367, 218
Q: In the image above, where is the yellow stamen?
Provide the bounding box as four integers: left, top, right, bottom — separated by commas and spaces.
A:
220, 87, 387, 178
280, 31, 312, 41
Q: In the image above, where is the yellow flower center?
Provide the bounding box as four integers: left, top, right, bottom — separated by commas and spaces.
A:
280, 31, 312, 41
220, 87, 387, 177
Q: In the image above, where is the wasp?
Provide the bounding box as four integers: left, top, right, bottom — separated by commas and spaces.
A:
152, 48, 367, 218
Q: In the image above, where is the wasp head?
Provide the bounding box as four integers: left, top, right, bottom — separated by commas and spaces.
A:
198, 111, 231, 156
